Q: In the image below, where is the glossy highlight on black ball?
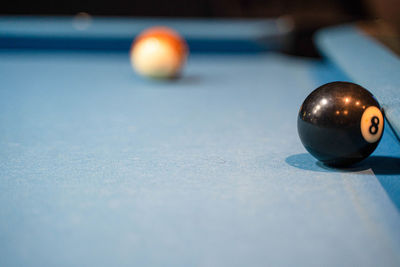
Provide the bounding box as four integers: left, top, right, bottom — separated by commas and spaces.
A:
297, 81, 384, 166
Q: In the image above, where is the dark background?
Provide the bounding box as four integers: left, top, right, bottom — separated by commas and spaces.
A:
1, 0, 367, 18
3, 0, 399, 57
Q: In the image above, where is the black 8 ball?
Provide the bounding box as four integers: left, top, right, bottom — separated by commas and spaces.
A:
297, 81, 384, 166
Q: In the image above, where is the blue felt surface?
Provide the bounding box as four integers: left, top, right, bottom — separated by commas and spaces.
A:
1, 50, 400, 267
315, 25, 400, 141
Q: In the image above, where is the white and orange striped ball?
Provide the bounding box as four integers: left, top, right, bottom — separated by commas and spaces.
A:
130, 26, 188, 79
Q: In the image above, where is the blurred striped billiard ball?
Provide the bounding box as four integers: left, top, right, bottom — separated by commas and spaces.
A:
130, 26, 188, 79
297, 82, 384, 166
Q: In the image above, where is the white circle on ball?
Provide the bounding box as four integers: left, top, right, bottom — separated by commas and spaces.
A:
360, 106, 384, 143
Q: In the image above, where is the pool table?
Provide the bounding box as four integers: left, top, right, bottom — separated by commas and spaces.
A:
1, 16, 400, 267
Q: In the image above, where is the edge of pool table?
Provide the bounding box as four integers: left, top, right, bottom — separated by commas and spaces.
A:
0, 16, 291, 52
315, 24, 400, 142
